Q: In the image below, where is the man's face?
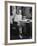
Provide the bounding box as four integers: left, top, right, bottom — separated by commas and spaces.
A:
19, 10, 21, 15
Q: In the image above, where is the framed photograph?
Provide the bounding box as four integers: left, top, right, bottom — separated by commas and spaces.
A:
5, 1, 36, 45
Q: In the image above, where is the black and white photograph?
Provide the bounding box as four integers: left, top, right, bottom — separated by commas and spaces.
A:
10, 6, 32, 40
5, 2, 36, 44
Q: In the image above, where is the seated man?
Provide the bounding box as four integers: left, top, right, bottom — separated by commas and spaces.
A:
10, 7, 22, 40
